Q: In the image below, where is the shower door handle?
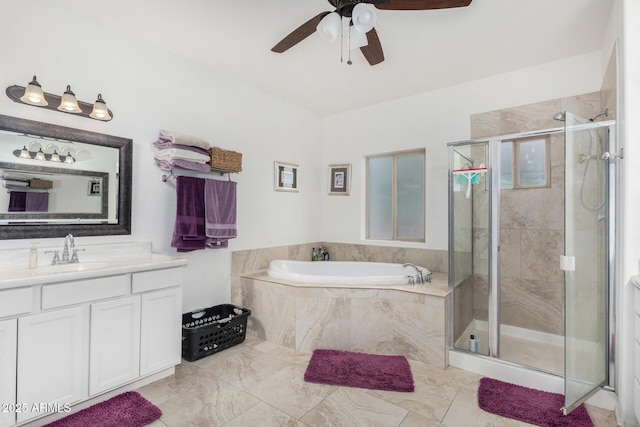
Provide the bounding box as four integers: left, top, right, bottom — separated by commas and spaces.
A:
560, 255, 575, 271
602, 149, 624, 160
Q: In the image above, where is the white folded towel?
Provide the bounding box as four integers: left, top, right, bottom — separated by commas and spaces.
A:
159, 130, 211, 150
2, 179, 29, 187
154, 148, 210, 164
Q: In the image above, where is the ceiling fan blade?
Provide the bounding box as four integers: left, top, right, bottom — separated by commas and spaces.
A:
271, 11, 331, 53
360, 28, 384, 66
374, 0, 472, 10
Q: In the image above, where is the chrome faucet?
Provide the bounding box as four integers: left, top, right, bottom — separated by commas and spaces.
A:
402, 263, 423, 284
62, 234, 74, 262
402, 263, 431, 284
47, 234, 82, 265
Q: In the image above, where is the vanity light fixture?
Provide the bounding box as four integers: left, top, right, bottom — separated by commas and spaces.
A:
89, 94, 111, 121
19, 76, 48, 106
6, 76, 113, 121
19, 146, 31, 159
57, 85, 82, 114
13, 147, 75, 164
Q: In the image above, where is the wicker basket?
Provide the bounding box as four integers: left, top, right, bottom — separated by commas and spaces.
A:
209, 147, 242, 173
29, 179, 53, 189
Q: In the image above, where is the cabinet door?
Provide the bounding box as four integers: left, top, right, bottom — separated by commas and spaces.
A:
89, 295, 141, 396
17, 306, 85, 423
0, 319, 17, 427
140, 287, 182, 376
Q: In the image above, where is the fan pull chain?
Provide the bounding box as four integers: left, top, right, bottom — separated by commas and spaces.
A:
340, 17, 344, 63
346, 19, 352, 65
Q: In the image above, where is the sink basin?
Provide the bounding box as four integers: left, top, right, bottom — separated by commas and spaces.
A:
31, 261, 111, 275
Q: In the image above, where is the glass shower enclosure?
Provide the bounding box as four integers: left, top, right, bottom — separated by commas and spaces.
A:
448, 114, 615, 413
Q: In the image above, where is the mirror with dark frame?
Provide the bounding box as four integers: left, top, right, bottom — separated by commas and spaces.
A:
0, 114, 132, 239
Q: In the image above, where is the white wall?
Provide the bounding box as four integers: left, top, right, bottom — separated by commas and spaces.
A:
617, 0, 640, 424
0, 2, 323, 312
321, 52, 604, 250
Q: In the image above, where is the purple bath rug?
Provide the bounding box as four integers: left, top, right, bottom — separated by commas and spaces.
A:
478, 377, 594, 427
304, 349, 414, 392
44, 391, 162, 427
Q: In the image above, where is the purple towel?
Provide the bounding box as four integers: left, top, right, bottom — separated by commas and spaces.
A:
171, 176, 206, 252
25, 192, 49, 212
155, 158, 211, 173
153, 139, 210, 156
8, 191, 27, 212
204, 179, 237, 249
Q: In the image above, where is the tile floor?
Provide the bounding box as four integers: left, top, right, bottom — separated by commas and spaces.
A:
138, 335, 617, 427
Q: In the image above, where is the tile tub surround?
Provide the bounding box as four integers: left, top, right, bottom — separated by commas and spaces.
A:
231, 242, 448, 275
231, 271, 450, 369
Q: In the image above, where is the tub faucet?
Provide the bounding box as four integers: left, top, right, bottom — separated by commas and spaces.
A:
402, 263, 425, 284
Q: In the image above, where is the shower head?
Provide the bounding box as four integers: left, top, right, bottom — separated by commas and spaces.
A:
553, 108, 609, 122
589, 108, 609, 122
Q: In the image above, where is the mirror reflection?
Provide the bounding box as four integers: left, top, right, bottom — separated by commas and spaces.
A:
0, 114, 132, 239
0, 161, 109, 221
0, 130, 117, 222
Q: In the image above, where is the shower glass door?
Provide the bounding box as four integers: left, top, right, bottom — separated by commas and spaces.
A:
562, 111, 608, 414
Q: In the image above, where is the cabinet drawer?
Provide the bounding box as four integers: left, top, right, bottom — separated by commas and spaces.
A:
0, 287, 33, 318
42, 275, 130, 309
132, 268, 183, 293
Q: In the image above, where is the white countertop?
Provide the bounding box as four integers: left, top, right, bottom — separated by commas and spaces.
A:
0, 242, 187, 290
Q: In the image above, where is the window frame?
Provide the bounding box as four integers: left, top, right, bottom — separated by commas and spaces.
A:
365, 148, 426, 243
501, 136, 551, 190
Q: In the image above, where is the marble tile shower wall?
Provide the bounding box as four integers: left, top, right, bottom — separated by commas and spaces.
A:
467, 92, 603, 337
231, 242, 448, 275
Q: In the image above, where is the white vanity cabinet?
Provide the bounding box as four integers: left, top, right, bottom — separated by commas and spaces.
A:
89, 295, 141, 396
0, 319, 17, 427
16, 306, 86, 423
139, 287, 182, 376
0, 245, 186, 427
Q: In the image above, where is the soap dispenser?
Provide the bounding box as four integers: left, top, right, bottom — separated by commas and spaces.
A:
28, 242, 39, 269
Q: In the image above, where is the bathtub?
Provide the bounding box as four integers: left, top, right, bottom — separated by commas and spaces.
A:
267, 260, 431, 285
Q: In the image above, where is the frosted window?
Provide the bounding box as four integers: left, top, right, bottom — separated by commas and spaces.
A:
518, 139, 547, 187
396, 154, 425, 239
367, 156, 393, 239
501, 142, 513, 189
501, 138, 549, 190
366, 150, 425, 242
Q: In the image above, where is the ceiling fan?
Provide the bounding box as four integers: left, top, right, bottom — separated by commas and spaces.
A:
271, 0, 473, 66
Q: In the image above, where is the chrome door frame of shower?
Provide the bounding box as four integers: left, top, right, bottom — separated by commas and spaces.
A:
447, 119, 618, 392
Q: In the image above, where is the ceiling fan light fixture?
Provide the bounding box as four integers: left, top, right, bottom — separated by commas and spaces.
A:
349, 25, 368, 49
316, 12, 341, 43
352, 3, 377, 33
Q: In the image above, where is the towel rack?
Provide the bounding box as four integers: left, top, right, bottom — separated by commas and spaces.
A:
161, 169, 233, 182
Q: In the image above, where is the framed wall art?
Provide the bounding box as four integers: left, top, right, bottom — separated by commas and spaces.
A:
328, 164, 351, 196
274, 161, 299, 192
